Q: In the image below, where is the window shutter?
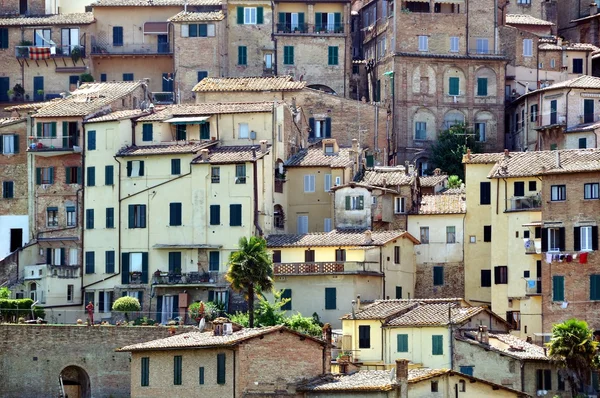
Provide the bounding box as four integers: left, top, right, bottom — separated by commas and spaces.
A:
141, 252, 149, 283
51, 122, 57, 138
558, 227, 565, 251
46, 248, 51, 265
574, 227, 581, 251
334, 12, 341, 28
12, 135, 18, 154
541, 228, 548, 252
544, 370, 552, 390
449, 77, 459, 95
105, 251, 115, 274
210, 204, 220, 225
257, 7, 264, 24
126, 161, 132, 177
325, 287, 336, 309
199, 367, 205, 385
230, 204, 242, 226
308, 118, 315, 138
0, 29, 7, 48
209, 251, 220, 271
553, 276, 564, 301
171, 159, 181, 175
65, 167, 72, 184
139, 161, 144, 176
199, 24, 208, 37
105, 165, 113, 185
395, 286, 402, 299
128, 204, 135, 228
87, 166, 95, 186
217, 353, 226, 384
477, 78, 488, 96
85, 252, 95, 274
181, 24, 189, 37
189, 23, 198, 37
315, 13, 322, 30
278, 12, 285, 24
49, 167, 54, 184
494, 266, 501, 284
397, 334, 408, 352
345, 196, 351, 210
36, 123, 42, 138
36, 168, 41, 185
208, 290, 215, 302
432, 335, 443, 355
593, 226, 599, 251
325, 117, 332, 137
358, 195, 364, 210
237, 7, 244, 24
142, 124, 153, 141
88, 130, 96, 150
536, 369, 543, 390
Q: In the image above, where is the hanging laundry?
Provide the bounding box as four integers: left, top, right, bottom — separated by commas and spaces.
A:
527, 280, 536, 289
566, 254, 573, 263
559, 254, 565, 262
524, 239, 532, 249
573, 253, 578, 260
29, 47, 51, 60
579, 252, 588, 264
546, 253, 553, 263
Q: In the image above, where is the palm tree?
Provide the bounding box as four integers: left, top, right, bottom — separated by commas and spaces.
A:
547, 318, 598, 396
226, 236, 274, 328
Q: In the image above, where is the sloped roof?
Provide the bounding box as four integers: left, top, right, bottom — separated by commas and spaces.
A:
86, 110, 148, 123
34, 81, 145, 118
0, 12, 94, 26
168, 10, 224, 22
565, 121, 600, 133
329, 182, 399, 194
419, 175, 447, 187
266, 229, 419, 248
539, 42, 599, 51
506, 14, 554, 26
360, 167, 413, 186
297, 371, 398, 392
340, 300, 418, 320
191, 145, 270, 164
456, 332, 549, 361
487, 149, 600, 178
117, 142, 214, 157
385, 304, 488, 327
417, 194, 466, 215
92, 0, 221, 6
117, 325, 325, 352
137, 102, 275, 121
518, 75, 600, 100
0, 117, 26, 127
285, 146, 353, 168
193, 76, 306, 92
462, 153, 505, 164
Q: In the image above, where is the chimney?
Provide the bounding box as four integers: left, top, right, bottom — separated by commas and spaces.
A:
467, 148, 472, 161
352, 138, 358, 153
404, 161, 410, 175
356, 294, 361, 309
214, 323, 223, 336
408, 164, 415, 175
591, 2, 598, 16
382, 177, 387, 188
395, 359, 409, 383
556, 151, 561, 167
504, 149, 510, 159
322, 323, 332, 343
260, 140, 268, 153
364, 230, 372, 244
434, 168, 441, 176
478, 325, 489, 345
200, 148, 209, 161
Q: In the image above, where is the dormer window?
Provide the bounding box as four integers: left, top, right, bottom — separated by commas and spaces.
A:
325, 144, 334, 154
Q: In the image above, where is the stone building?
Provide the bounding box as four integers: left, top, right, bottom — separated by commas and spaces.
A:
0, 0, 46, 16
505, 0, 557, 28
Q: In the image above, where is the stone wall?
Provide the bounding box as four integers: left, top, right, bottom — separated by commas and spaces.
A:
0, 0, 45, 15
0, 119, 28, 217
414, 261, 465, 299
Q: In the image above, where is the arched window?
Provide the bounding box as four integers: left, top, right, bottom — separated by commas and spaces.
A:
274, 205, 285, 229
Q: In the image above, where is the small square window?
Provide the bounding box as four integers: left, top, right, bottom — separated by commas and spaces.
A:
550, 185, 566, 201
431, 381, 439, 392
469, 235, 476, 243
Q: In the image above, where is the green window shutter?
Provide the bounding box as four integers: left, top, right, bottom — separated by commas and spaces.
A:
278, 12, 285, 24
138, 161, 144, 176
51, 122, 57, 138
88, 130, 96, 150
65, 167, 72, 184
87, 166, 95, 186
49, 167, 54, 184
210, 204, 220, 225
171, 159, 181, 175
238, 46, 247, 65
62, 122, 69, 148
328, 46, 338, 65
315, 13, 322, 30
449, 77, 459, 95
334, 12, 341, 31
86, 209, 94, 229
199, 367, 205, 385
113, 26, 123, 46
121, 252, 130, 284
217, 353, 226, 384
199, 24, 207, 37
105, 251, 115, 274
200, 122, 210, 139
126, 161, 132, 177
230, 204, 242, 226
36, 123, 42, 138
106, 207, 114, 229
13, 134, 19, 153
591, 275, 600, 300
281, 289, 292, 311
85, 251, 95, 274
105, 165, 114, 185
189, 24, 198, 37
174, 356, 182, 385
141, 252, 149, 283
397, 334, 409, 352
283, 46, 294, 65
209, 251, 220, 271
36, 168, 41, 185
345, 196, 351, 210
0, 29, 8, 49
432, 335, 443, 355
477, 78, 488, 96
170, 203, 182, 226
325, 287, 336, 309
237, 7, 244, 24
298, 13, 305, 29
141, 357, 150, 387
433, 266, 444, 286
395, 286, 402, 299
357, 195, 364, 210
257, 7, 264, 24
142, 124, 153, 141
77, 167, 82, 184
553, 275, 564, 301
128, 204, 135, 228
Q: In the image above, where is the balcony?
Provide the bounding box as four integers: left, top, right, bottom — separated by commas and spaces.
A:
274, 23, 344, 35
48, 264, 80, 279
90, 40, 172, 56
15, 45, 87, 59
273, 261, 380, 275
525, 279, 542, 295
153, 271, 221, 286
467, 48, 505, 57
28, 136, 81, 155
276, 23, 309, 34
506, 194, 542, 212
524, 238, 541, 254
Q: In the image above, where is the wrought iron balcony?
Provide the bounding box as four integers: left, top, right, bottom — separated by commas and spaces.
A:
273, 261, 379, 275
90, 41, 172, 56
274, 23, 344, 35
507, 194, 542, 212
28, 136, 81, 153
152, 271, 221, 286
15, 45, 86, 59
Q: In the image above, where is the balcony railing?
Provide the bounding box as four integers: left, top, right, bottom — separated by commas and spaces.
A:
90, 42, 172, 55
525, 279, 542, 295
524, 238, 541, 254
153, 271, 219, 285
152, 92, 174, 105
276, 23, 309, 33
274, 23, 344, 34
273, 261, 378, 275
48, 265, 80, 279
468, 48, 505, 56
15, 45, 86, 59
28, 136, 80, 152
507, 195, 542, 212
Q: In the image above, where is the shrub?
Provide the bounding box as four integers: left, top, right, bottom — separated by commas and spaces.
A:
79, 73, 94, 83
112, 296, 141, 321
133, 316, 155, 326
0, 287, 10, 299
0, 298, 44, 322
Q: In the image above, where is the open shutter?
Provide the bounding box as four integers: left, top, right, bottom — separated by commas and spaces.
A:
237, 7, 244, 24
541, 228, 548, 252
36, 123, 42, 138
181, 24, 189, 37
278, 12, 285, 24
51, 122, 57, 138
141, 205, 147, 228
62, 122, 68, 148
574, 227, 581, 251
345, 196, 351, 210
298, 12, 305, 28
141, 252, 149, 283
325, 117, 331, 138
77, 167, 82, 184
65, 167, 71, 184
139, 161, 144, 176
128, 204, 134, 228
126, 161, 132, 177
334, 12, 341, 30
217, 353, 226, 384
257, 7, 264, 24
60, 248, 66, 266
172, 293, 179, 316
49, 167, 54, 184
308, 118, 315, 138
46, 248, 51, 265
558, 227, 565, 251
36, 168, 41, 185
12, 135, 18, 153
156, 295, 163, 322
544, 370, 552, 390
593, 226, 599, 251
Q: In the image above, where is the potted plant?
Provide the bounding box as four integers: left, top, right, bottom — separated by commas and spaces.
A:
70, 45, 82, 63
337, 350, 352, 362
13, 84, 24, 101
36, 89, 44, 100
6, 89, 14, 101
112, 296, 141, 322
17, 40, 32, 57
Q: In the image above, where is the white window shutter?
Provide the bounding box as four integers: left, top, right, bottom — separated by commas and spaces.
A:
310, 175, 315, 192
181, 24, 189, 38
207, 24, 215, 37
324, 174, 332, 192
304, 175, 310, 192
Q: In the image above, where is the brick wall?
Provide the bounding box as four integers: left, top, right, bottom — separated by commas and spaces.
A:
0, 0, 45, 15
0, 119, 27, 216
415, 262, 465, 299
0, 324, 188, 398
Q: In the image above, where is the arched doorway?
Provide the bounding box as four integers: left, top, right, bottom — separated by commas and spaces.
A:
60, 366, 91, 398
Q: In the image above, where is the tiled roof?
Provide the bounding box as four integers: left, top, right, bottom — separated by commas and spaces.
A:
385, 304, 487, 327
457, 332, 549, 361
520, 76, 600, 100
137, 102, 275, 121
360, 167, 413, 186
506, 14, 554, 26
191, 145, 270, 164
0, 12, 95, 26
0, 117, 25, 127
34, 81, 145, 118
193, 76, 306, 92
168, 10, 224, 22
5, 100, 60, 112
117, 142, 214, 157
417, 194, 466, 215
539, 42, 599, 51
442, 187, 465, 195
266, 229, 418, 248
340, 300, 418, 320
419, 175, 447, 187
118, 325, 324, 352
565, 121, 600, 133
396, 52, 506, 61
329, 182, 399, 195
284, 146, 353, 168
488, 149, 600, 178
297, 371, 398, 392
92, 0, 221, 6
462, 152, 505, 164
86, 110, 148, 123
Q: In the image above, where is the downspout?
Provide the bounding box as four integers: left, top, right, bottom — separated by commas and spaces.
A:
565, 87, 573, 131
520, 361, 525, 392
466, 0, 469, 55
380, 246, 385, 298
253, 154, 263, 237
495, 178, 500, 215
81, 118, 87, 291
503, 178, 507, 212
380, 319, 385, 363
494, 0, 498, 54
271, 0, 277, 76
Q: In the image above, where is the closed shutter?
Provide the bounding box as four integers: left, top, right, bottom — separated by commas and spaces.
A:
325, 117, 332, 137
433, 266, 444, 285
169, 203, 182, 226
281, 289, 292, 310
141, 252, 149, 283
105, 165, 114, 185
210, 204, 220, 225
217, 353, 226, 384
553, 276, 564, 301
358, 325, 370, 348
483, 226, 492, 242
345, 196, 351, 210
325, 287, 336, 309
121, 253, 129, 284
591, 275, 600, 300
87, 167, 95, 186
0, 28, 8, 49
257, 7, 264, 24
395, 286, 402, 299
174, 356, 182, 385
189, 24, 198, 37
168, 252, 180, 273
200, 123, 210, 139
514, 181, 524, 197
459, 366, 474, 376
209, 251, 220, 271
86, 209, 94, 229
85, 251, 95, 274
197, 71, 208, 83
88, 130, 96, 150
171, 159, 181, 175
199, 367, 205, 385
141, 357, 150, 387
574, 227, 581, 251
199, 24, 207, 37
142, 124, 153, 141
397, 334, 408, 352
308, 117, 315, 138
230, 204, 242, 226
113, 26, 123, 46
432, 335, 443, 355
106, 207, 114, 228
449, 77, 459, 95
477, 78, 488, 96
105, 251, 115, 274
237, 7, 244, 24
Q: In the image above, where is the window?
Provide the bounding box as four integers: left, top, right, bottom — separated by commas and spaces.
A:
67, 284, 74, 302
476, 38, 489, 54
324, 174, 332, 192
358, 325, 370, 348
64, 166, 80, 185
238, 46, 247, 65
325, 287, 336, 309
394, 197, 406, 214
200, 123, 210, 139
477, 78, 488, 96
197, 71, 208, 83
557, 372, 565, 391
420, 227, 429, 244
209, 251, 220, 271
171, 159, 181, 176
86, 209, 94, 229
129, 204, 147, 228
395, 286, 402, 299
591, 275, 600, 300
335, 248, 346, 262
460, 366, 474, 376
585, 183, 599, 199
127, 160, 144, 177
105, 207, 114, 229
324, 218, 332, 232
415, 121, 427, 140
1, 134, 18, 154
345, 196, 364, 210
211, 167, 220, 183
309, 118, 332, 138
2, 181, 13, 199
483, 225, 492, 242
328, 46, 338, 65
449, 77, 459, 95
552, 275, 564, 301
272, 250, 281, 263
577, 226, 596, 251
579, 137, 587, 149
210, 205, 220, 225
474, 122, 486, 142
36, 167, 55, 185
66, 206, 76, 226
142, 124, 153, 141
304, 175, 315, 192
113, 26, 123, 46
0, 28, 8, 49
304, 249, 315, 262
431, 381, 439, 392
173, 355, 182, 385
530, 104, 538, 122
418, 35, 428, 51
283, 46, 294, 65
230, 204, 242, 226
238, 122, 249, 139
175, 125, 186, 141
433, 266, 444, 286
47, 207, 58, 227
481, 270, 491, 287
105, 251, 115, 273
528, 181, 537, 192
432, 335, 443, 355
235, 164, 246, 184
242, 6, 258, 24
87, 130, 96, 150
494, 266, 508, 284
446, 226, 456, 244
281, 289, 292, 311
523, 39, 533, 57
122, 73, 134, 81
394, 246, 400, 264
545, 228, 563, 252
397, 334, 409, 352
513, 181, 525, 197
85, 251, 95, 274
573, 58, 584, 74
297, 215, 308, 234
185, 23, 216, 37
450, 36, 459, 52
86, 167, 95, 187
169, 203, 182, 226
101, 165, 113, 186
217, 353, 226, 384
536, 369, 552, 391
550, 185, 566, 201
480, 182, 491, 205
141, 357, 150, 387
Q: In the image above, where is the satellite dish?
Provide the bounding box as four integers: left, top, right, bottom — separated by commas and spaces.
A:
198, 318, 205, 331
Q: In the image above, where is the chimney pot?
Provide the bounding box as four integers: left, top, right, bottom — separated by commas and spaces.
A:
364, 230, 372, 244
260, 140, 268, 153
382, 177, 387, 188
467, 148, 472, 161
352, 139, 358, 152
395, 359, 409, 383
478, 325, 489, 345
200, 148, 209, 161
591, 2, 598, 15
504, 149, 509, 158
434, 168, 441, 176
356, 295, 361, 308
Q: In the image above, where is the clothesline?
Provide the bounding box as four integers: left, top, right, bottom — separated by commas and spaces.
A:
545, 252, 588, 264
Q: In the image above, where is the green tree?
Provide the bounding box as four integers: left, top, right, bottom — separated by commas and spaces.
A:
226, 236, 274, 328
112, 296, 141, 321
547, 318, 599, 396
0, 287, 10, 299
447, 175, 462, 189
428, 124, 482, 181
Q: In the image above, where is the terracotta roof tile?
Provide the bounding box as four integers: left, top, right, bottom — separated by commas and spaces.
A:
285, 146, 353, 168
565, 121, 600, 133
86, 110, 148, 123
340, 300, 418, 320
417, 194, 466, 215
193, 76, 306, 92
360, 167, 413, 186
137, 102, 275, 121
522, 76, 600, 100
117, 141, 214, 157
266, 229, 417, 248
34, 81, 144, 118
506, 14, 554, 26
5, 100, 60, 112
0, 12, 95, 26
329, 182, 399, 195
92, 0, 221, 6
297, 371, 398, 392
168, 10, 224, 22
442, 187, 465, 195
0, 117, 25, 126
419, 175, 447, 187
457, 332, 549, 361
385, 304, 486, 327
462, 153, 505, 164
488, 149, 600, 178
191, 144, 269, 164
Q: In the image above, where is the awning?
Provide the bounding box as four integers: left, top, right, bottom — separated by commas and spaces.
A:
522, 221, 542, 227
144, 22, 169, 35
164, 116, 209, 125
153, 243, 221, 249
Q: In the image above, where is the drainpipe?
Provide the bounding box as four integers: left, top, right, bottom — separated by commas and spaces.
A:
520, 361, 525, 392
271, 0, 277, 76
253, 149, 263, 237
380, 246, 385, 298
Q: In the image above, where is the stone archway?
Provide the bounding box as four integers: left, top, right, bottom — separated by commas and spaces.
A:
60, 365, 91, 398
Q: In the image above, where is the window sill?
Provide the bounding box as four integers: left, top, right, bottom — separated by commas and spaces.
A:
550, 200, 566, 202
